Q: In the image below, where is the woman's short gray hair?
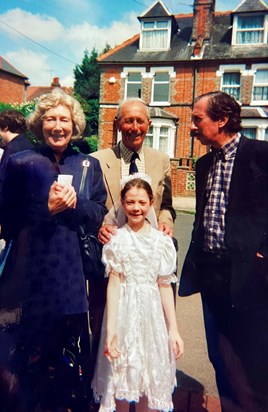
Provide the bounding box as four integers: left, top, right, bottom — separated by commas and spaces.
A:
27, 91, 86, 141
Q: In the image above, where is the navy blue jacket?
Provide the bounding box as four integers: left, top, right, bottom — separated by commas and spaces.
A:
0, 145, 107, 323
179, 135, 268, 311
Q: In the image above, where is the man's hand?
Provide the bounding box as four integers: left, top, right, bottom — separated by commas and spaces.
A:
158, 222, 173, 237
48, 181, 77, 215
98, 224, 117, 245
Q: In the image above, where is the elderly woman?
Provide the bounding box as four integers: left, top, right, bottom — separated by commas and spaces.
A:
0, 91, 107, 412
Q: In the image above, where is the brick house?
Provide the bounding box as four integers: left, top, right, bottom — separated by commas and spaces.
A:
26, 77, 73, 102
97, 0, 268, 196
0, 56, 29, 104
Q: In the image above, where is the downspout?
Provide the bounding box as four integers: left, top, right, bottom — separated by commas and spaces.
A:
190, 66, 198, 158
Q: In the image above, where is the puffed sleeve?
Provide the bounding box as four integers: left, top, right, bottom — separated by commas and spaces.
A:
157, 234, 178, 286
102, 236, 123, 277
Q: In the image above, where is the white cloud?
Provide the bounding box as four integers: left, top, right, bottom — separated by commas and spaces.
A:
61, 73, 75, 87
4, 49, 55, 86
1, 8, 140, 86
66, 12, 139, 55
0, 8, 64, 41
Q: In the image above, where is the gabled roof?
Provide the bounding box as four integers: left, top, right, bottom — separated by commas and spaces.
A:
0, 56, 28, 79
27, 85, 73, 101
233, 0, 268, 13
98, 8, 268, 65
138, 0, 171, 19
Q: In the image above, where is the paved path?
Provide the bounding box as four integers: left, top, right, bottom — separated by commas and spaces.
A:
172, 208, 221, 411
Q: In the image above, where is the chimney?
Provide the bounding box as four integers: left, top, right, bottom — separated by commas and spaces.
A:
51, 77, 61, 87
192, 0, 215, 56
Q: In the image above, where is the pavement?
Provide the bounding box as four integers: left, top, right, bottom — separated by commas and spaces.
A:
172, 196, 222, 412
173, 196, 196, 213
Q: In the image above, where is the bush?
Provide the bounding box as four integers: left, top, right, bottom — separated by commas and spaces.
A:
73, 136, 99, 154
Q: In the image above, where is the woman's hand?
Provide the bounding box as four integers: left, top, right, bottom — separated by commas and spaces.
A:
169, 329, 184, 359
104, 333, 120, 362
48, 181, 77, 215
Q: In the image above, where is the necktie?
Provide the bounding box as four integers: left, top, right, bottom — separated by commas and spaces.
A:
129, 152, 139, 174
212, 148, 226, 162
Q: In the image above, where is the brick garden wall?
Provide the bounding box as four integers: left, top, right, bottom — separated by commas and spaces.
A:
171, 159, 196, 197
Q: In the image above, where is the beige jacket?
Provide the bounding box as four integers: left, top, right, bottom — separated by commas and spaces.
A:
92, 143, 176, 227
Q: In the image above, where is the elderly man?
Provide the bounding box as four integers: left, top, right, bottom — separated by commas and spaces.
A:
94, 97, 175, 240
179, 91, 268, 412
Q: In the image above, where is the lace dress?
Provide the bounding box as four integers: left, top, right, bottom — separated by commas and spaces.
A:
92, 224, 178, 412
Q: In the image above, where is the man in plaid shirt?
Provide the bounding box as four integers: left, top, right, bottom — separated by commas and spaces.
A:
179, 91, 268, 412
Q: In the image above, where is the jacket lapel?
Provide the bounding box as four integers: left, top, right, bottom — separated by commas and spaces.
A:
102, 144, 121, 208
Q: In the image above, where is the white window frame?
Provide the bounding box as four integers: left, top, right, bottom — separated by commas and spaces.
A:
242, 118, 268, 141
143, 118, 176, 157
251, 64, 268, 105
217, 64, 245, 103
149, 67, 175, 106
121, 67, 146, 100
140, 19, 171, 51
232, 13, 268, 45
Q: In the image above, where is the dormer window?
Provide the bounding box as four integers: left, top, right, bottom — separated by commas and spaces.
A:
140, 19, 171, 50
232, 14, 267, 45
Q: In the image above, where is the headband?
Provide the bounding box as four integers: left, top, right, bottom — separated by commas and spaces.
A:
121, 172, 152, 189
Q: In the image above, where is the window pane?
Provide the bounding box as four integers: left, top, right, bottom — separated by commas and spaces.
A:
127, 84, 141, 98
253, 86, 268, 100
159, 127, 169, 153
126, 72, 141, 98
128, 73, 141, 82
144, 126, 153, 147
153, 72, 170, 102
153, 83, 169, 101
222, 72, 241, 100
236, 31, 263, 44
143, 30, 168, 48
222, 73, 240, 85
236, 15, 264, 44
222, 87, 240, 100
143, 21, 154, 28
156, 21, 168, 28
155, 72, 169, 82
255, 70, 268, 83
243, 128, 256, 139
237, 15, 264, 29
265, 129, 268, 141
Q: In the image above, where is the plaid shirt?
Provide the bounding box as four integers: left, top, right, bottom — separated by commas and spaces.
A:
119, 141, 145, 178
203, 134, 241, 254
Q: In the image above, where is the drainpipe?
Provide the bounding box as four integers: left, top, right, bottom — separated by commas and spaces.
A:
190, 66, 198, 158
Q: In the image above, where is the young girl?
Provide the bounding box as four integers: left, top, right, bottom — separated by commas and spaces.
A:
92, 174, 184, 412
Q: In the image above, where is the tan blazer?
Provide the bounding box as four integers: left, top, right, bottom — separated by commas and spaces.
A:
92, 143, 176, 228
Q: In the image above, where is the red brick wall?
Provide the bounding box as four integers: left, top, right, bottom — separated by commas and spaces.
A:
241, 74, 254, 105
171, 159, 196, 197
0, 72, 27, 104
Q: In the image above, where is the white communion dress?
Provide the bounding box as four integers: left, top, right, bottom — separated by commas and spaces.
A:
92, 224, 178, 412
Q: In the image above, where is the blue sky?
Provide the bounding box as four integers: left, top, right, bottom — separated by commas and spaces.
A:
0, 0, 250, 87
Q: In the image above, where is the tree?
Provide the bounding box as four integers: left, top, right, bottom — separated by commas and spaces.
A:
73, 45, 111, 152
74, 48, 100, 101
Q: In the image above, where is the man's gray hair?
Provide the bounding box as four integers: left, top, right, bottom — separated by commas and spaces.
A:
116, 98, 150, 121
